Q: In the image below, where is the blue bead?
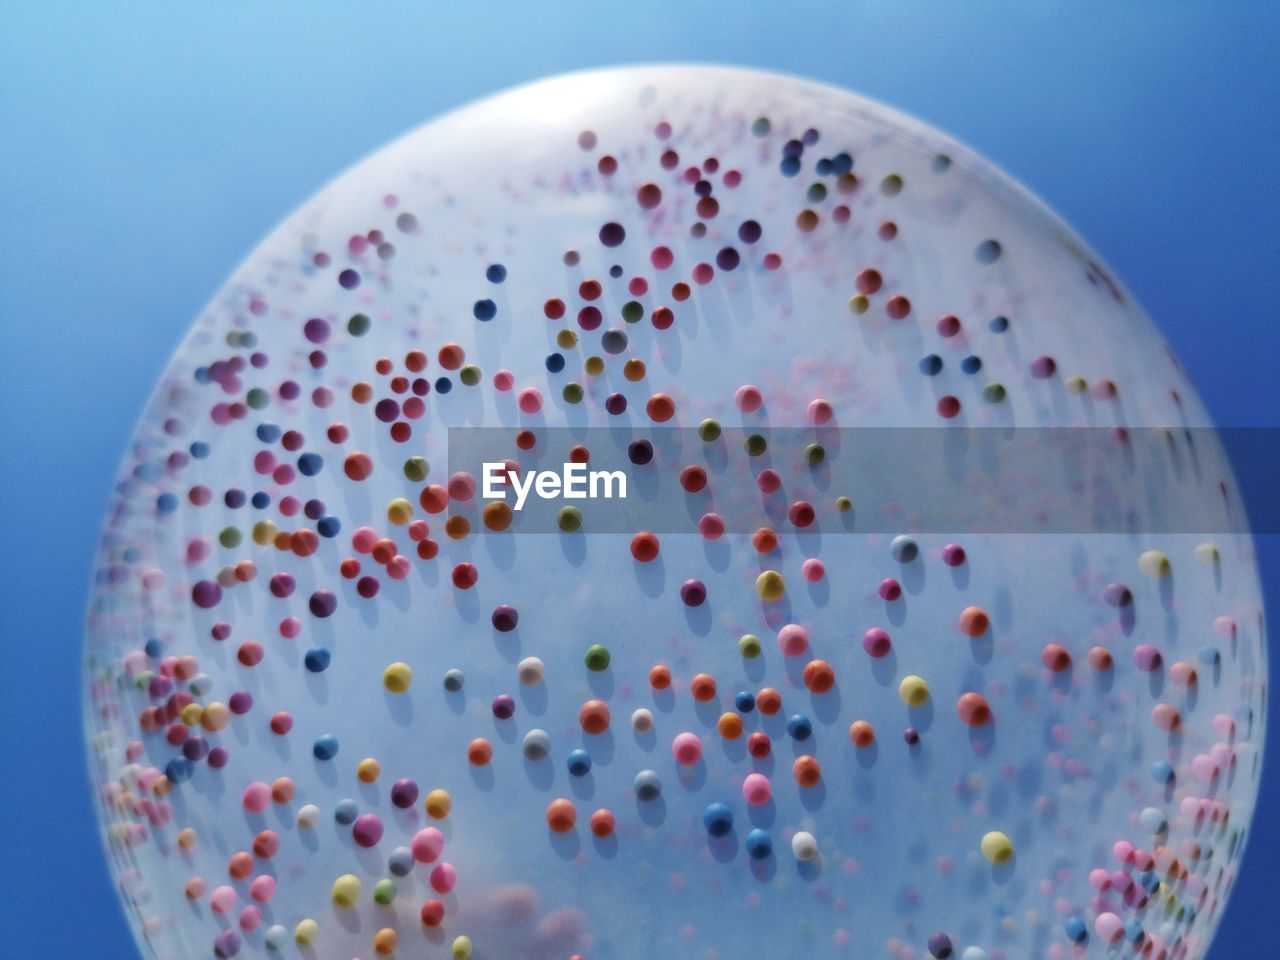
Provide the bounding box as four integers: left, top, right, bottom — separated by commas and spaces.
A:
313, 735, 339, 761
165, 758, 195, 783
745, 828, 772, 859
1151, 761, 1175, 783
485, 264, 507, 283
256, 423, 281, 443
435, 377, 452, 394
156, 493, 178, 514
304, 648, 331, 673
297, 452, 323, 476
919, 354, 943, 376
567, 749, 592, 777
989, 315, 1009, 333
780, 156, 801, 177
545, 353, 565, 373
190, 441, 211, 458
961, 355, 982, 374
144, 638, 164, 658
334, 798, 358, 823
786, 714, 813, 740
1124, 920, 1145, 943
735, 691, 756, 713
1198, 645, 1220, 664
1064, 917, 1087, 942
473, 298, 497, 321
703, 803, 734, 837
251, 491, 271, 509
317, 516, 341, 538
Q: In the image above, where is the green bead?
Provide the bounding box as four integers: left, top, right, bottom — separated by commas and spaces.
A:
372, 879, 397, 905
982, 382, 1007, 403
219, 526, 242, 548
460, 364, 480, 386
245, 387, 270, 410
562, 383, 584, 404
557, 506, 582, 532
584, 644, 611, 672
836, 496, 853, 512
752, 117, 771, 137
804, 443, 825, 465
807, 183, 827, 203
745, 433, 767, 456
698, 418, 722, 442
403, 457, 429, 482
621, 300, 644, 323
739, 634, 762, 658
348, 313, 371, 336
240, 331, 257, 348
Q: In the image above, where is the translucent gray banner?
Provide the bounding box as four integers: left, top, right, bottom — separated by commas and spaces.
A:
444, 427, 1277, 534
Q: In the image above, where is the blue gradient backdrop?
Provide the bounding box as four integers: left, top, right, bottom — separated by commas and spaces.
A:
2, 3, 1277, 957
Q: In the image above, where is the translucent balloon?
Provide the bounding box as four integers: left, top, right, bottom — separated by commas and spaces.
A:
85, 66, 1265, 960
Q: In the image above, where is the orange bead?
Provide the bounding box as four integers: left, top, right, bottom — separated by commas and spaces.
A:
1088, 646, 1114, 670
690, 674, 717, 702
630, 531, 661, 562
849, 720, 875, 747
756, 687, 781, 715
270, 777, 295, 804
419, 484, 449, 513
546, 798, 577, 833
956, 692, 992, 727
467, 738, 493, 765
802, 659, 836, 693
959, 606, 990, 637
374, 928, 398, 956
1041, 643, 1072, 672
445, 515, 471, 540
482, 502, 512, 531
228, 851, 254, 879
717, 712, 744, 740
752, 527, 778, 553
649, 665, 672, 690
793, 755, 822, 787
579, 699, 611, 734
589, 808, 616, 837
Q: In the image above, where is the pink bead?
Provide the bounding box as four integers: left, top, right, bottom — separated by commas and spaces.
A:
241, 782, 271, 813
239, 905, 262, 931
699, 513, 725, 540
756, 469, 781, 493
1095, 912, 1124, 944
777, 623, 809, 656
412, 827, 444, 863
878, 579, 901, 601
801, 559, 825, 581
518, 388, 543, 413
447, 471, 477, 501
249, 875, 275, 903
672, 732, 702, 765
734, 384, 763, 413
807, 398, 833, 424
352, 527, 378, 553
210, 885, 237, 914
493, 370, 514, 391
430, 862, 457, 893
862, 628, 891, 658
1133, 644, 1162, 671
743, 773, 772, 805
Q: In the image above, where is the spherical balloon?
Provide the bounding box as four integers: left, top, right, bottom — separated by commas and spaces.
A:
84, 66, 1265, 960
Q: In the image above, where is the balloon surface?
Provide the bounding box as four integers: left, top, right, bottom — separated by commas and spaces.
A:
84, 66, 1266, 960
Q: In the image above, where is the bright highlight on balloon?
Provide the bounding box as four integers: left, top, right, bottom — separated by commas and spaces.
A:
84, 65, 1264, 960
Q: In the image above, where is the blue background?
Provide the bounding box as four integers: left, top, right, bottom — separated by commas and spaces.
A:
2, 2, 1277, 957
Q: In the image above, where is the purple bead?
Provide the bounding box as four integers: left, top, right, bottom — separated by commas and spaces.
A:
302, 317, 330, 344
191, 580, 222, 609
492, 694, 516, 720
680, 579, 707, 607
863, 628, 892, 658
1133, 644, 1163, 672
214, 930, 241, 958
1104, 582, 1133, 607
269, 573, 296, 598
228, 691, 253, 715
309, 590, 337, 618
904, 728, 920, 745
927, 932, 953, 958
491, 605, 519, 632
207, 747, 229, 769
391, 778, 419, 809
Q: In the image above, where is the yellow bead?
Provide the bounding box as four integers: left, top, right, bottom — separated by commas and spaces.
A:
295, 918, 319, 945
452, 935, 473, 959
425, 788, 452, 819
981, 830, 1014, 864
556, 330, 578, 349
898, 675, 929, 707
848, 294, 869, 314
383, 662, 413, 693
584, 356, 604, 376
200, 702, 230, 732
252, 520, 278, 545
1138, 550, 1170, 579
755, 570, 785, 601
332, 874, 361, 908
1195, 542, 1220, 564
181, 702, 204, 726
387, 497, 413, 525
357, 758, 381, 783
177, 828, 196, 850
